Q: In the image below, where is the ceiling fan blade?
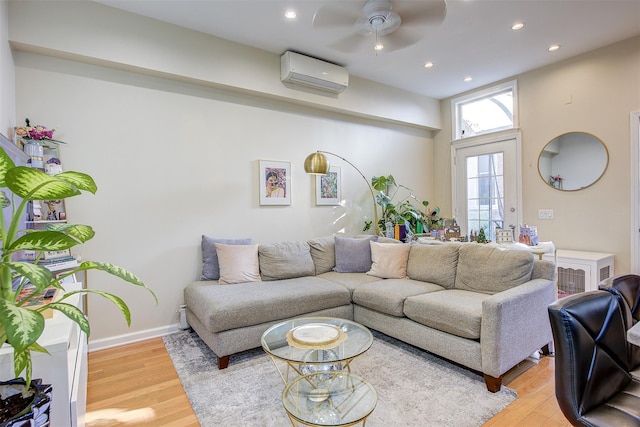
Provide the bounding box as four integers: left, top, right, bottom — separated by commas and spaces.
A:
393, 0, 447, 27
329, 33, 373, 53
313, 4, 363, 29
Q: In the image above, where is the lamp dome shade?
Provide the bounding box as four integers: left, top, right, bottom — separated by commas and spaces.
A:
304, 152, 330, 174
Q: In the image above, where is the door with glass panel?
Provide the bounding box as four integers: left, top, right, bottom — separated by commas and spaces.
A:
453, 136, 520, 242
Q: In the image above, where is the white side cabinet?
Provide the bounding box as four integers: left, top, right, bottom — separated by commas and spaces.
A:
543, 250, 615, 297
0, 283, 87, 427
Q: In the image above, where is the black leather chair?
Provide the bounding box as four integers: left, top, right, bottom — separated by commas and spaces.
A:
548, 290, 640, 426
600, 273, 640, 379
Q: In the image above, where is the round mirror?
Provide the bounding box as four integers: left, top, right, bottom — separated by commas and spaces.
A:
538, 132, 608, 191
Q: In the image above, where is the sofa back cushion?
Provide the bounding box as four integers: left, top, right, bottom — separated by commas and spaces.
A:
201, 236, 252, 280
308, 237, 336, 275
455, 244, 534, 294
258, 241, 315, 281
406, 243, 460, 289
334, 235, 377, 273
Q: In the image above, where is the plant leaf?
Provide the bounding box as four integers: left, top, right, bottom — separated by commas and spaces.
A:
73, 261, 157, 303
5, 262, 54, 293
0, 301, 44, 353
6, 166, 80, 200
8, 230, 81, 253
0, 148, 16, 187
44, 223, 95, 243
54, 171, 97, 194
47, 302, 90, 336
63, 289, 131, 326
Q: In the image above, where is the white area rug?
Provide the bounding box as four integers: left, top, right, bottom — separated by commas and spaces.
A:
163, 329, 517, 427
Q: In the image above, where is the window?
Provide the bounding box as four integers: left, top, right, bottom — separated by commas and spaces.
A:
452, 80, 518, 140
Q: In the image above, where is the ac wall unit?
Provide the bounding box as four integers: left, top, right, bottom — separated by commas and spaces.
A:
281, 51, 349, 94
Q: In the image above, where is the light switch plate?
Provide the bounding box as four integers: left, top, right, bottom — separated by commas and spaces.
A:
538, 209, 554, 219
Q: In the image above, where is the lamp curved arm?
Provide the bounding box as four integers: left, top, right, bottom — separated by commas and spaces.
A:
316, 151, 380, 236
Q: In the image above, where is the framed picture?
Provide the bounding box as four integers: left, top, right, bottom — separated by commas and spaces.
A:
315, 166, 341, 206
32, 199, 66, 222
259, 160, 291, 206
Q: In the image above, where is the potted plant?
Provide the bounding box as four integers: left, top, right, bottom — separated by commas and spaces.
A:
368, 175, 440, 238
0, 146, 156, 425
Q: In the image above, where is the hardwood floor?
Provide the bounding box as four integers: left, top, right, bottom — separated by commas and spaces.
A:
86, 338, 571, 426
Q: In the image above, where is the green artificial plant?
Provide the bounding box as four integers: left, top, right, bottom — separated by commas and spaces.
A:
368, 175, 441, 236
0, 147, 156, 389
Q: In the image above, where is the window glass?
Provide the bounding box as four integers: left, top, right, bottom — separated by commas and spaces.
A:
453, 81, 517, 140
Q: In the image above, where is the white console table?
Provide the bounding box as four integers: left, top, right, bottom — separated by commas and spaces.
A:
0, 283, 87, 426
543, 250, 615, 296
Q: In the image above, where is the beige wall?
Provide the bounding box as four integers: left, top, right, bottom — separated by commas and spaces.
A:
0, 0, 15, 136
434, 36, 640, 274
7, 2, 436, 346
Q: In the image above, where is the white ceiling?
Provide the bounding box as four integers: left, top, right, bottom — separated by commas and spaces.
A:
95, 0, 640, 100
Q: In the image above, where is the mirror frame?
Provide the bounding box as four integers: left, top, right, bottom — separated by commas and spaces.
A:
538, 131, 609, 191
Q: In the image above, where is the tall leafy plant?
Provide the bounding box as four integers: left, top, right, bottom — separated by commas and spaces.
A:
368, 175, 441, 236
0, 147, 156, 388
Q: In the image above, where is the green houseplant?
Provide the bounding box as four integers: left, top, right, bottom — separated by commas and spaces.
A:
0, 146, 156, 422
368, 175, 441, 237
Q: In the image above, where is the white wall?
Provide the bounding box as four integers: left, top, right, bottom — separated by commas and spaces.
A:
435, 36, 640, 274
0, 0, 15, 136
13, 52, 433, 345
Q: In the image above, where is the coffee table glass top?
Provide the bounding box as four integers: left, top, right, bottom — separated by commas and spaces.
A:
261, 317, 373, 364
282, 372, 377, 427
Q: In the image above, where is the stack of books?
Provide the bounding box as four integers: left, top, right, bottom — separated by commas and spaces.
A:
22, 250, 79, 272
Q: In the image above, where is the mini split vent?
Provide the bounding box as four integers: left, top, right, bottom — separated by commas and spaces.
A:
280, 51, 349, 94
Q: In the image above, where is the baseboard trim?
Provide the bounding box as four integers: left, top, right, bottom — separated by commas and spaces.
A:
88, 324, 181, 352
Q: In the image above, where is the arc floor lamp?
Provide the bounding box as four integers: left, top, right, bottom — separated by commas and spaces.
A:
304, 150, 380, 236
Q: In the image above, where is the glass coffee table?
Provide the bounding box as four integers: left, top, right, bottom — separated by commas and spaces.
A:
282, 371, 377, 427
261, 317, 373, 384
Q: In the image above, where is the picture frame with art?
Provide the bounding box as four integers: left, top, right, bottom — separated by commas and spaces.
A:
259, 160, 291, 206
30, 199, 67, 222
315, 166, 341, 206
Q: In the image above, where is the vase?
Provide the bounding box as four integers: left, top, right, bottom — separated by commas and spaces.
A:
22, 141, 44, 170
0, 378, 52, 427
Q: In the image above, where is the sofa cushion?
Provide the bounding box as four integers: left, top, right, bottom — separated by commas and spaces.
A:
334, 235, 378, 273
201, 236, 252, 280
215, 243, 261, 284
406, 243, 460, 289
404, 289, 490, 339
455, 244, 534, 294
353, 279, 444, 317
367, 241, 411, 279
317, 271, 384, 295
258, 241, 315, 281
184, 276, 351, 333
308, 236, 335, 274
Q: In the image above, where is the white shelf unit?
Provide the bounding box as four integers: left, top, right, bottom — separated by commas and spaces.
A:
0, 282, 87, 426
543, 250, 615, 296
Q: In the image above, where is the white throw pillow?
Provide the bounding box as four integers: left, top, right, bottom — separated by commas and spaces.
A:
367, 241, 411, 279
215, 243, 261, 284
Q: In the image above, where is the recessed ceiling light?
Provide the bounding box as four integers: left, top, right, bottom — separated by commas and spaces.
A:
464, 76, 473, 82
424, 62, 434, 68
511, 22, 525, 31
284, 10, 296, 19
548, 44, 560, 52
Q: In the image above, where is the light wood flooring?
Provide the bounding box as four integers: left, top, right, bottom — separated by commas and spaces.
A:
86, 337, 571, 426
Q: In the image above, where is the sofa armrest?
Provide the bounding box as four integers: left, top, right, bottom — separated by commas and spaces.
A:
480, 278, 556, 378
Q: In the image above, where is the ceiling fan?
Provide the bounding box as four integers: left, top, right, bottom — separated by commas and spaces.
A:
313, 0, 447, 53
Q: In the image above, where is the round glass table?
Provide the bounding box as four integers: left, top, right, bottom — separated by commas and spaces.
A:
261, 317, 373, 384
282, 372, 377, 427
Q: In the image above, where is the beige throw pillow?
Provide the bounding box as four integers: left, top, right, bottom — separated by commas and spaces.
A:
367, 241, 411, 279
215, 243, 261, 284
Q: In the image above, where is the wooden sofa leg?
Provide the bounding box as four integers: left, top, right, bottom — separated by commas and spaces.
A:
483, 374, 502, 393
218, 355, 230, 369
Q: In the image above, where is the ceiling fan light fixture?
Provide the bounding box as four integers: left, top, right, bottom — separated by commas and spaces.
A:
374, 42, 384, 51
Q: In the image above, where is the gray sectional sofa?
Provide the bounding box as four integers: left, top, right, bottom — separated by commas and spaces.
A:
184, 235, 556, 392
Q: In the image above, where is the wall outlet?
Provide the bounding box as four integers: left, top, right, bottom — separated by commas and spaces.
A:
538, 209, 554, 219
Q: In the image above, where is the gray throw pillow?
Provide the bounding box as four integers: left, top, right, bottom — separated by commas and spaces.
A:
334, 235, 378, 273
201, 236, 252, 280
